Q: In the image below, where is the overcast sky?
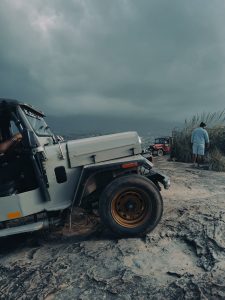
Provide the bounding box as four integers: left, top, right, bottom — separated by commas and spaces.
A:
0, 0, 225, 133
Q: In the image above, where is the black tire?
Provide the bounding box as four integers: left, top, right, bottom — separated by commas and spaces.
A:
157, 149, 164, 157
99, 174, 163, 237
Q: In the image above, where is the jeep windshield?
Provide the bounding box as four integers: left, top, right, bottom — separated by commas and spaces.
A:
22, 108, 53, 137
155, 138, 169, 144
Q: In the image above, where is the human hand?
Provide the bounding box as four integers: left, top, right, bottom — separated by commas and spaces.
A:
13, 133, 23, 142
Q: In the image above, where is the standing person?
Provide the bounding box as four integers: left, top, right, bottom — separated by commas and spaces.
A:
191, 122, 209, 167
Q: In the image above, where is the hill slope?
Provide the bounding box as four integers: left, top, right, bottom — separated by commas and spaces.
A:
0, 158, 225, 299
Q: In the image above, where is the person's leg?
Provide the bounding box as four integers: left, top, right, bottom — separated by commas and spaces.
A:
196, 155, 200, 166
193, 154, 197, 163
192, 143, 197, 166
197, 144, 205, 167
199, 155, 204, 165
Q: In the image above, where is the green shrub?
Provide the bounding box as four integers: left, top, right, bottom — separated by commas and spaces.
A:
209, 148, 225, 172
171, 129, 192, 162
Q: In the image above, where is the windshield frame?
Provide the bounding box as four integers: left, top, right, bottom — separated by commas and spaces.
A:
22, 107, 54, 137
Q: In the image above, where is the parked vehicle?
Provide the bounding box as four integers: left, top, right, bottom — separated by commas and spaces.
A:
0, 99, 170, 237
149, 137, 171, 157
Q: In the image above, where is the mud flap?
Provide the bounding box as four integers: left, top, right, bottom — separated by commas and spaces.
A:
146, 170, 170, 190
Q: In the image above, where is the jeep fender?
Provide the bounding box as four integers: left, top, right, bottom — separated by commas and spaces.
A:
71, 155, 150, 208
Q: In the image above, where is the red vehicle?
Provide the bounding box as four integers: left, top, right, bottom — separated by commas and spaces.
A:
149, 137, 171, 156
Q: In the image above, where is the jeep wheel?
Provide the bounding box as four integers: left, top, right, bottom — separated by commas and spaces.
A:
99, 175, 163, 237
157, 149, 164, 156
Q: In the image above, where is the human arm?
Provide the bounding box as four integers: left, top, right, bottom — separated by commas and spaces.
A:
0, 133, 22, 154
191, 130, 194, 144
204, 130, 209, 148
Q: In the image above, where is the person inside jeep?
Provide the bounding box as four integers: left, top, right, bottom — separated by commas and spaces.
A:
0, 110, 39, 196
0, 131, 23, 189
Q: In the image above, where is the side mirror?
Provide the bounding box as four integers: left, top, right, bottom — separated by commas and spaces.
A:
23, 129, 38, 148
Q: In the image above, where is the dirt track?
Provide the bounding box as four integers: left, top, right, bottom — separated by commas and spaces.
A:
1, 157, 225, 299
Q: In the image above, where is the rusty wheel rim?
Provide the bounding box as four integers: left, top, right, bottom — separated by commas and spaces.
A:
111, 189, 150, 228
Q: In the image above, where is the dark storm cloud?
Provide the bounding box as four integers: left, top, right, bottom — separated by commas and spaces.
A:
0, 0, 225, 124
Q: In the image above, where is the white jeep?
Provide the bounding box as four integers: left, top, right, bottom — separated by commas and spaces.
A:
0, 99, 170, 237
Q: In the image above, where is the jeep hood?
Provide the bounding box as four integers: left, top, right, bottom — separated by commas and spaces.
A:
67, 132, 142, 168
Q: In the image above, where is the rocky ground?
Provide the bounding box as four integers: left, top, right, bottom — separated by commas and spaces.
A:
1, 157, 225, 299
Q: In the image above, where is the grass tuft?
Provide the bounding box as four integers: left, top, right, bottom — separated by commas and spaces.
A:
209, 148, 225, 172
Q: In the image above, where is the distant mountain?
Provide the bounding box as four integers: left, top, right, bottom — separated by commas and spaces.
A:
47, 114, 182, 140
